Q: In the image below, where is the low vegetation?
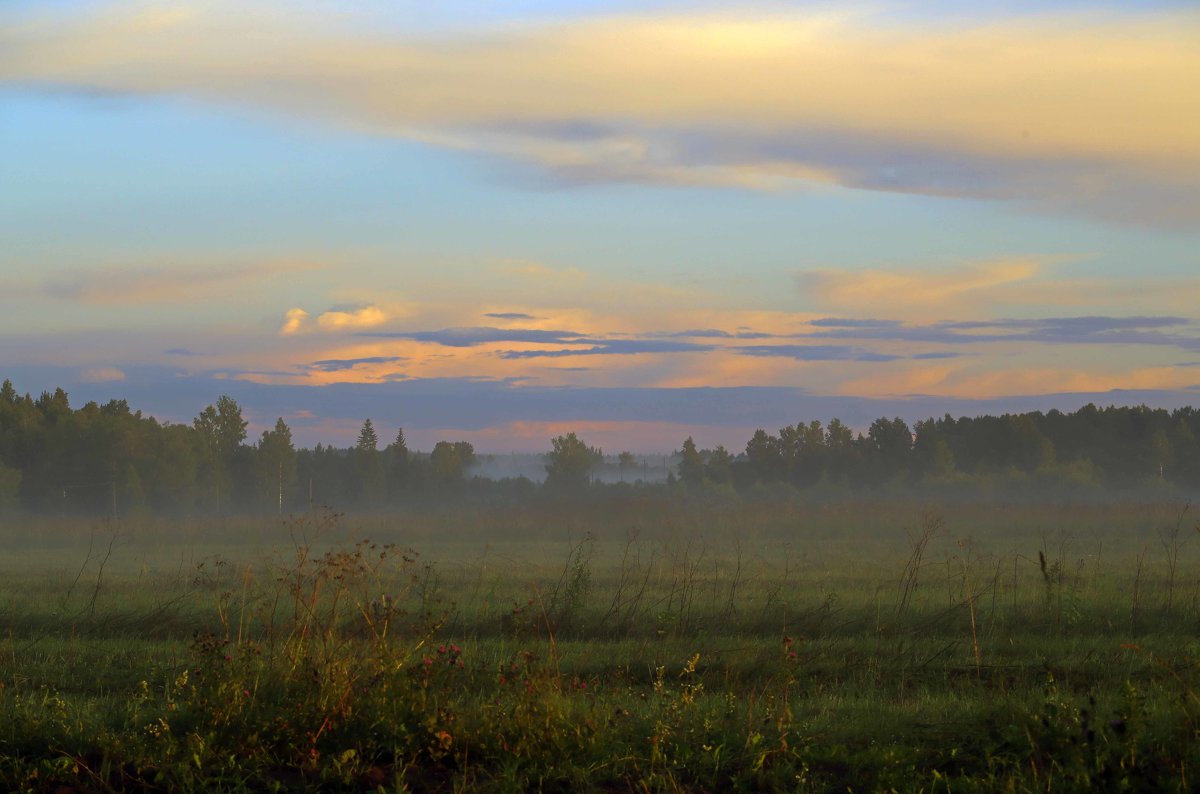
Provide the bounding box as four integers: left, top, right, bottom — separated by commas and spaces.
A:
2, 501, 1199, 791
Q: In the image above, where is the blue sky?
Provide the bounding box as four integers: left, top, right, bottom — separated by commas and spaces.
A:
1, 1, 1197, 450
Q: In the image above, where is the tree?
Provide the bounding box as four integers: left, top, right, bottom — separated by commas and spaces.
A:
825, 418, 854, 449
744, 429, 781, 483
1007, 414, 1055, 471
194, 396, 248, 459
912, 418, 944, 477
298, 443, 347, 509
0, 462, 20, 509
705, 445, 734, 484
865, 416, 913, 484
1149, 428, 1172, 481
868, 417, 913, 458
385, 428, 411, 500
544, 433, 602, 491
256, 417, 297, 513
351, 419, 384, 505
617, 451, 637, 483
1168, 411, 1199, 484
36, 388, 71, 426
677, 437, 705, 487
930, 441, 956, 479
430, 440, 475, 485
356, 419, 379, 452
145, 422, 200, 514
779, 420, 825, 486
193, 395, 248, 514
116, 461, 145, 516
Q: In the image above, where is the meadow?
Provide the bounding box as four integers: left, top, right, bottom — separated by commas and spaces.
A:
1, 498, 1198, 792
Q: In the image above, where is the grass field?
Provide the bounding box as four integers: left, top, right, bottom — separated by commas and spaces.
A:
2, 500, 1199, 791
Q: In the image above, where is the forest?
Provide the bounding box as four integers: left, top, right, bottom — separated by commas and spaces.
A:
1, 377, 1195, 517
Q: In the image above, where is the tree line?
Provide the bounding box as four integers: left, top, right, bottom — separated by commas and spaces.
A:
0, 382, 475, 516
0, 378, 1196, 516
670, 407, 1196, 494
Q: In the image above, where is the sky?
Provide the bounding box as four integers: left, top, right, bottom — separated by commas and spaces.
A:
1, 0, 1198, 452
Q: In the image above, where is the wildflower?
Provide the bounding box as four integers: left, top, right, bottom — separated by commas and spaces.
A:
434, 730, 453, 750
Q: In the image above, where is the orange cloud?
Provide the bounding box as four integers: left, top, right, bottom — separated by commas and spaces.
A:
798, 257, 1200, 319
315, 305, 388, 331
279, 305, 389, 336
279, 308, 310, 335
838, 361, 1199, 400
798, 257, 1045, 317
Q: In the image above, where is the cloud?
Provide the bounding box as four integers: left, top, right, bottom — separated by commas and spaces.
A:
798, 258, 1044, 315
798, 314, 1200, 352
281, 305, 389, 335
356, 325, 717, 359
647, 329, 736, 339
131, 306, 1200, 396
38, 260, 325, 305
78, 366, 125, 383
810, 318, 904, 329
734, 344, 901, 362
497, 339, 715, 358
484, 312, 538, 321
939, 316, 1191, 334
164, 348, 201, 356
4, 4, 1196, 225
279, 308, 310, 335
801, 261, 1200, 319
315, 305, 388, 331
306, 355, 406, 372
365, 326, 587, 347
838, 362, 1200, 401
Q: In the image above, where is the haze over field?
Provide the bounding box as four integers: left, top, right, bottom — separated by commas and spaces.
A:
2, 0, 1198, 450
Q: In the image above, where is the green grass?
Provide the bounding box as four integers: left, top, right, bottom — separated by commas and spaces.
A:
1, 501, 1199, 791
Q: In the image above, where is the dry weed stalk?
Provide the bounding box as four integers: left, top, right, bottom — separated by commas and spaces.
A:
956, 539, 982, 676
896, 510, 942, 619
1158, 502, 1191, 613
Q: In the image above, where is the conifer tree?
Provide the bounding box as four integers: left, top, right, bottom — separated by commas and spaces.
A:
356, 418, 379, 452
